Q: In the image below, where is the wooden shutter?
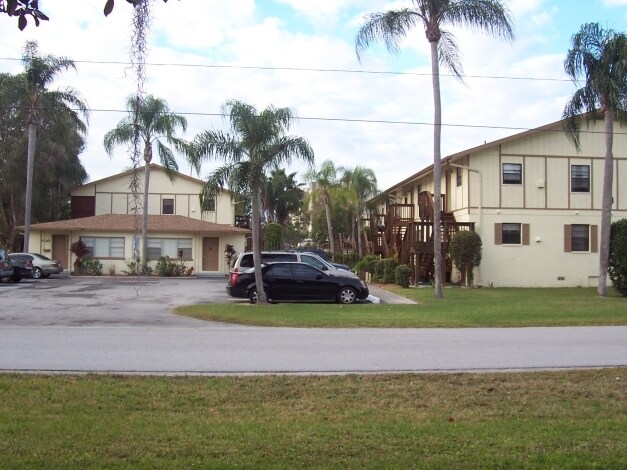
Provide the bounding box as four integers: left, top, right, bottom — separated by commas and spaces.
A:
564, 225, 572, 252
522, 224, 530, 245
590, 225, 598, 253
495, 223, 503, 245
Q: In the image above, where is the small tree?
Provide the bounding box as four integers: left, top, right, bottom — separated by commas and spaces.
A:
609, 219, 627, 296
264, 222, 282, 250
70, 239, 89, 274
449, 230, 482, 287
395, 264, 411, 288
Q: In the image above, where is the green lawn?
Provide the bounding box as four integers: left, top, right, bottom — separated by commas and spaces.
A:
1, 370, 624, 468
176, 287, 627, 327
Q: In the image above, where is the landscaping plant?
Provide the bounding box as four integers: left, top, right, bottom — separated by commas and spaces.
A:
609, 218, 627, 296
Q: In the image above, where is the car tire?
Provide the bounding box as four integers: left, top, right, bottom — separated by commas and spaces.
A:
337, 286, 357, 304
32, 267, 43, 279
248, 287, 258, 304
11, 274, 22, 283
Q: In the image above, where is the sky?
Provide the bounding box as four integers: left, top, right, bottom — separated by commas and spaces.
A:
1, 0, 626, 192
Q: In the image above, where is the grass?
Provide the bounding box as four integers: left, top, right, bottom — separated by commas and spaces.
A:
175, 287, 627, 327
0, 369, 624, 468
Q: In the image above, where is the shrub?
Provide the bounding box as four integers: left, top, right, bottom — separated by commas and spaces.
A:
155, 256, 192, 277
609, 218, 627, 296
449, 230, 482, 287
382, 258, 398, 284
355, 255, 380, 275
264, 223, 282, 250
81, 256, 103, 276
224, 243, 237, 269
395, 264, 411, 288
123, 258, 152, 276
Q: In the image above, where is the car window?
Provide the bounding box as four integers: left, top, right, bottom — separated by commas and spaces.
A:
266, 263, 292, 277
300, 254, 328, 270
292, 264, 321, 280
239, 254, 253, 269
263, 253, 297, 263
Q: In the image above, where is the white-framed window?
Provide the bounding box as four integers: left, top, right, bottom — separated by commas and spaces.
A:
80, 237, 125, 258
147, 238, 193, 260
571, 165, 590, 193
456, 167, 462, 187
162, 198, 175, 215
502, 163, 522, 185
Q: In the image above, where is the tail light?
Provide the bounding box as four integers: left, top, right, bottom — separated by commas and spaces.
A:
230, 271, 238, 285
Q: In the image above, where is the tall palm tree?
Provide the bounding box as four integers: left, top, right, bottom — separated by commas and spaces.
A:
562, 23, 627, 297
342, 166, 379, 257
104, 94, 187, 267
191, 99, 314, 304
263, 169, 304, 226
304, 160, 343, 261
20, 40, 89, 252
355, 0, 514, 298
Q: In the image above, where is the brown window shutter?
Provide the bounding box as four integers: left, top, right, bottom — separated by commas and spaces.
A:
591, 225, 598, 253
522, 224, 530, 245
564, 225, 572, 252
495, 223, 502, 245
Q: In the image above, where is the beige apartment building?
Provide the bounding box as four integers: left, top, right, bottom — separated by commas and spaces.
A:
26, 164, 250, 275
370, 116, 627, 287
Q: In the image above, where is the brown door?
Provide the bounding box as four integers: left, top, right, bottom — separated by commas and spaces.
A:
202, 237, 220, 271
52, 235, 68, 269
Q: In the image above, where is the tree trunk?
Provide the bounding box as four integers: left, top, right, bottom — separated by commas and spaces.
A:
142, 160, 151, 269
251, 186, 267, 303
598, 111, 614, 296
23, 122, 37, 253
357, 217, 364, 257
324, 190, 335, 261
430, 40, 443, 298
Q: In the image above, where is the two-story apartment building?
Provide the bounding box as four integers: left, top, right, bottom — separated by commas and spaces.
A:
370, 116, 627, 287
26, 164, 250, 275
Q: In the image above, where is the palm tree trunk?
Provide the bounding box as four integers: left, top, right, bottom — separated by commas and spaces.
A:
430, 40, 443, 298
142, 162, 151, 269
324, 190, 335, 261
598, 110, 614, 296
251, 186, 267, 303
23, 123, 37, 252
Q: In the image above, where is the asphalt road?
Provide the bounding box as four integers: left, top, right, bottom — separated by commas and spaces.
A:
0, 277, 625, 375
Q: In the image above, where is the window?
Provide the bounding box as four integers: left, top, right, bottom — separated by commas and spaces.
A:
571, 224, 590, 252
147, 238, 192, 260
162, 198, 174, 215
456, 167, 462, 187
571, 165, 590, 192
502, 224, 521, 245
204, 198, 216, 212
80, 237, 125, 258
293, 264, 320, 280
495, 223, 529, 245
564, 224, 598, 253
502, 163, 522, 185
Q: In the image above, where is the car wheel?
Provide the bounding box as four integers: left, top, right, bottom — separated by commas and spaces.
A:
32, 267, 43, 279
248, 287, 258, 304
337, 286, 357, 304
11, 274, 22, 283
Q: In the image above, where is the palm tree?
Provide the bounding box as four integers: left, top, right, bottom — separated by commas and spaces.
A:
20, 40, 89, 252
191, 99, 314, 304
104, 94, 187, 267
342, 166, 379, 257
263, 169, 305, 226
304, 160, 343, 261
355, 0, 514, 298
562, 23, 627, 297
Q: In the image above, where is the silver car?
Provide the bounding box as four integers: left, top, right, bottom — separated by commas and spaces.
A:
11, 252, 63, 279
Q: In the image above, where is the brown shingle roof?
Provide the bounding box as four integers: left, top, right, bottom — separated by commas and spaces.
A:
25, 214, 250, 234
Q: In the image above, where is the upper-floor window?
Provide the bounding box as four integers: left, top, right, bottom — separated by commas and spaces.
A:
162, 198, 174, 215
502, 163, 522, 185
571, 165, 590, 192
204, 198, 216, 212
80, 237, 125, 258
456, 167, 462, 187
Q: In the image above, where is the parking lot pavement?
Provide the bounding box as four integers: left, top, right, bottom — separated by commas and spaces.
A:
0, 276, 232, 327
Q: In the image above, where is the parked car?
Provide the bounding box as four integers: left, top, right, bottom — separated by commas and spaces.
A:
8, 253, 34, 282
11, 252, 63, 279
292, 248, 351, 271
0, 248, 14, 282
227, 262, 369, 304
230, 251, 358, 278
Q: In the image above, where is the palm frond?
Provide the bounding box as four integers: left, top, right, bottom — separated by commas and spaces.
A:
355, 9, 421, 61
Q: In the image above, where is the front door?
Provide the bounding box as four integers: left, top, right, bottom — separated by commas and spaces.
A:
202, 237, 220, 271
52, 235, 68, 269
